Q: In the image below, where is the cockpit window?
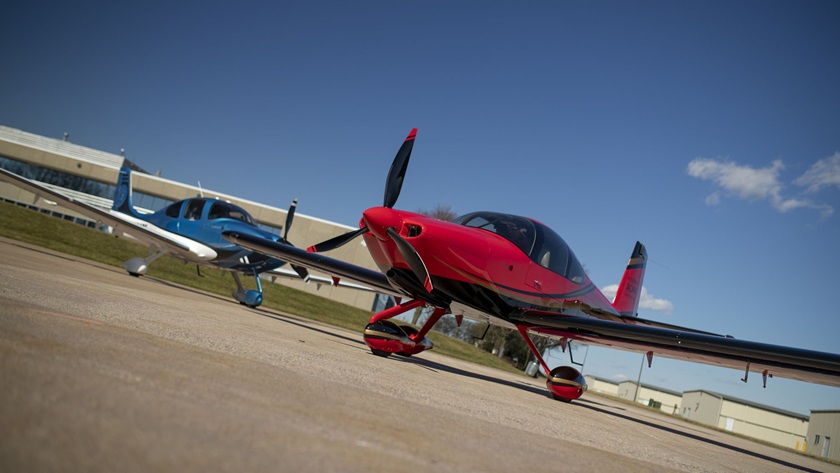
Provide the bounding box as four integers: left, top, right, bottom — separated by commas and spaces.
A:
454, 211, 586, 284
184, 200, 205, 220
454, 212, 536, 255
165, 201, 183, 218
534, 225, 587, 284
208, 201, 256, 224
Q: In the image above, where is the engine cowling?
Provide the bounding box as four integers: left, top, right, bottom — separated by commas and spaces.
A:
546, 366, 587, 402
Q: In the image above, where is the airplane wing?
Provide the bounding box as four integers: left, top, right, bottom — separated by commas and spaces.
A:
512, 310, 840, 388
223, 229, 840, 388
0, 168, 198, 256
265, 266, 378, 292
223, 230, 400, 296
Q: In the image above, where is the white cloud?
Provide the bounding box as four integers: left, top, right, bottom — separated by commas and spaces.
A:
794, 152, 840, 193
687, 156, 834, 218
601, 285, 674, 316
687, 158, 784, 201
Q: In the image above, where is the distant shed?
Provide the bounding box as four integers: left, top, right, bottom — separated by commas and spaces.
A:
617, 381, 682, 415
805, 410, 840, 461
583, 375, 619, 396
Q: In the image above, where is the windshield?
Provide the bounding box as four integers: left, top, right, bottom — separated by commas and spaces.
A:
208, 201, 256, 225
455, 211, 586, 283
454, 212, 536, 255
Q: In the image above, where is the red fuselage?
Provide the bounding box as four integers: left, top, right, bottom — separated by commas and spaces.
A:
361, 207, 619, 322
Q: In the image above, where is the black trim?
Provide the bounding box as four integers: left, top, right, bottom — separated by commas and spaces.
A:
511, 312, 840, 386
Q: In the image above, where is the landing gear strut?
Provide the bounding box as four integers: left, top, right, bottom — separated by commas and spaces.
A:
232, 271, 263, 308
516, 325, 587, 402
123, 245, 167, 276
363, 300, 444, 357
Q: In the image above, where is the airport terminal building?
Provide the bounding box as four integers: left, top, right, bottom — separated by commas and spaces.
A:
0, 125, 382, 311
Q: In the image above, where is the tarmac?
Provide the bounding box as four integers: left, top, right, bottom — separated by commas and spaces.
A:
1, 236, 837, 472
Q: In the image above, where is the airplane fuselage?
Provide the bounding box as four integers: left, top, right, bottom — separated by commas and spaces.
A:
360, 207, 619, 323
141, 197, 287, 275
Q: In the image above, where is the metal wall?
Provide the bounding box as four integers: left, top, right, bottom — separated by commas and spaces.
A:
680, 390, 809, 451
806, 410, 840, 461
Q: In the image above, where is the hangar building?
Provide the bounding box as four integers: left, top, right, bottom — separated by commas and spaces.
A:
583, 375, 619, 397
583, 376, 821, 453
0, 125, 382, 311
679, 390, 809, 451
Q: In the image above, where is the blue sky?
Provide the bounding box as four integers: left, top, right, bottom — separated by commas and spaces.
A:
2, 1, 839, 415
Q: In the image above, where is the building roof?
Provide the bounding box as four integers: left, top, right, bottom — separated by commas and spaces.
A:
0, 125, 125, 169
684, 389, 809, 420
583, 375, 620, 385
618, 380, 682, 397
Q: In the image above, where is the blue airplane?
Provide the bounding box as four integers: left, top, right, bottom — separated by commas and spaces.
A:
0, 166, 359, 308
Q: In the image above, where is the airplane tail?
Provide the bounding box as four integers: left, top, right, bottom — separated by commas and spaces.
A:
111, 166, 142, 217
611, 241, 647, 317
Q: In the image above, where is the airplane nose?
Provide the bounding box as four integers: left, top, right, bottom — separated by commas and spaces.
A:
363, 207, 403, 240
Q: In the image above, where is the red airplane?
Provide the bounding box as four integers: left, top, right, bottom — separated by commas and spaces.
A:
223, 129, 840, 402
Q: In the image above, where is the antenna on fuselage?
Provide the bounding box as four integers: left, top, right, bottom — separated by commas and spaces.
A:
197, 180, 204, 198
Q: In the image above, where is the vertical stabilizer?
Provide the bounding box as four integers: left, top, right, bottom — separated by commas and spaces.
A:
612, 241, 647, 317
111, 166, 142, 217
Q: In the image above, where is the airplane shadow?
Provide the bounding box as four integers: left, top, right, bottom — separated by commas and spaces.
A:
386, 355, 551, 398
252, 308, 364, 346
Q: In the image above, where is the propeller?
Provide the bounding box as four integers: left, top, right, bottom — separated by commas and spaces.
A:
307, 226, 369, 253
281, 198, 310, 282
383, 127, 416, 209
307, 128, 417, 254
283, 198, 297, 241
305, 128, 434, 292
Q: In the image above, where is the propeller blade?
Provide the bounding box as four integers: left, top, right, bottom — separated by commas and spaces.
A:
283, 199, 298, 241
383, 128, 417, 209
307, 226, 369, 253
386, 227, 433, 293
292, 264, 310, 283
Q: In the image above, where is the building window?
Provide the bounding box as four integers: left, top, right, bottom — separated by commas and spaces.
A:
815, 435, 820, 444
0, 155, 111, 198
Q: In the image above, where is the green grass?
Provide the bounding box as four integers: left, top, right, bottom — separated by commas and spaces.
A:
0, 202, 522, 374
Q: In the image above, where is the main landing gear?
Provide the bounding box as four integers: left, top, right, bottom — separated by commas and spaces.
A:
362, 301, 587, 403
232, 271, 264, 308
363, 299, 442, 357
123, 245, 167, 277
516, 325, 587, 403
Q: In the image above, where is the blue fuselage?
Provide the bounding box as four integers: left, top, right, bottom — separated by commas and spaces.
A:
145, 197, 286, 275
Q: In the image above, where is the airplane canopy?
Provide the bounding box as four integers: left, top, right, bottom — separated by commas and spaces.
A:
453, 211, 586, 283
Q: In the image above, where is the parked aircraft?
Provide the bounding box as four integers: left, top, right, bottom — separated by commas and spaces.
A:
0, 166, 360, 308
223, 128, 840, 402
